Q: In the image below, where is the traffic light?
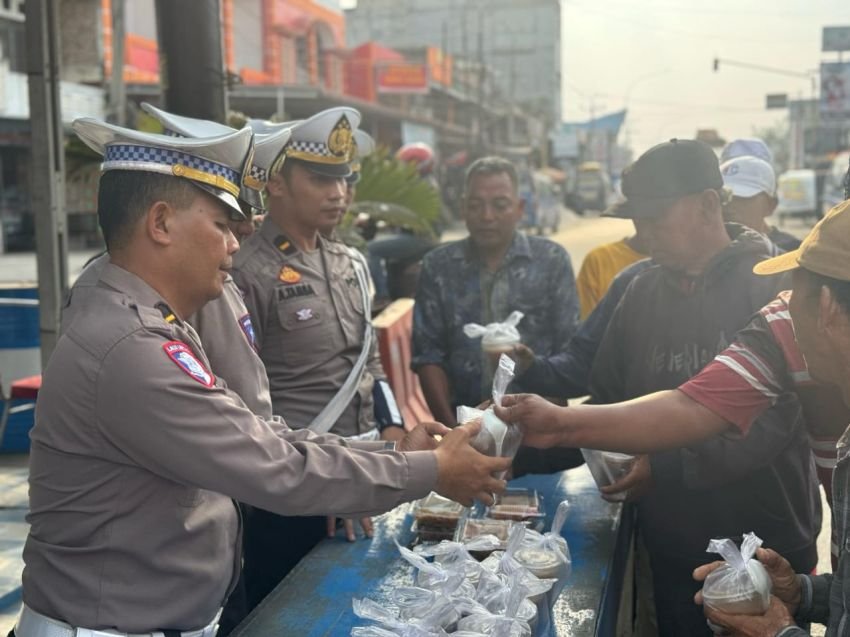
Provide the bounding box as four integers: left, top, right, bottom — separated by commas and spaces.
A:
713, 58, 719, 72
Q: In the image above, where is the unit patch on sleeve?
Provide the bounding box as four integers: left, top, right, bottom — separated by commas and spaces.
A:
162, 341, 215, 387
238, 314, 258, 350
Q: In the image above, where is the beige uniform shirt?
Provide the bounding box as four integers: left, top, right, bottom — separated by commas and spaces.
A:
64, 255, 274, 418
232, 217, 386, 435
25, 262, 436, 632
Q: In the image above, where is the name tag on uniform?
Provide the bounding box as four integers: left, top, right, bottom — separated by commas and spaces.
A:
276, 284, 317, 301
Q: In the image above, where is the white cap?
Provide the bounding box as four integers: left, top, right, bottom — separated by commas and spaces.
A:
720, 156, 777, 198
72, 117, 254, 217
284, 107, 362, 177
720, 137, 773, 164
141, 103, 293, 202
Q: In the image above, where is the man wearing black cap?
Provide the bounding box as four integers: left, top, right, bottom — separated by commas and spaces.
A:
584, 140, 819, 636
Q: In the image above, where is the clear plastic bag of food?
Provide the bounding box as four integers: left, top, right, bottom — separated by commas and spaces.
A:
351, 598, 448, 637
391, 588, 460, 630
414, 537, 500, 577
454, 517, 515, 559
515, 500, 571, 580
456, 611, 531, 637
580, 449, 635, 501
701, 532, 772, 617
456, 355, 522, 477
396, 541, 473, 597
463, 310, 524, 354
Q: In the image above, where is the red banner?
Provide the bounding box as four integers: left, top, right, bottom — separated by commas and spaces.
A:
376, 63, 429, 94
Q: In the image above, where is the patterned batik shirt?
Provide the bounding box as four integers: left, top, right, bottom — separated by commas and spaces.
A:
412, 232, 579, 409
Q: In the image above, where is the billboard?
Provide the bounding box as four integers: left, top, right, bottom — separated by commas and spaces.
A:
820, 62, 850, 118
376, 63, 429, 94
823, 26, 850, 52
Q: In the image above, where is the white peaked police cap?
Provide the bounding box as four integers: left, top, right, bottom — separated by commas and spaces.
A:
72, 116, 254, 218
280, 107, 362, 178
141, 103, 292, 203
720, 155, 777, 198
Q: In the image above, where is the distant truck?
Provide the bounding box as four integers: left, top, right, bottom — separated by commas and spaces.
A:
571, 161, 611, 215
775, 169, 819, 225
820, 150, 850, 214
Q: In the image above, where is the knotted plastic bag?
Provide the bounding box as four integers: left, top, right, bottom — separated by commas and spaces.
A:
701, 532, 772, 616
456, 355, 523, 477
351, 597, 448, 637
463, 311, 524, 353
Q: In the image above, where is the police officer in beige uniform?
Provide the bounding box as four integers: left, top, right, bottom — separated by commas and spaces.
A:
230, 108, 407, 609
60, 106, 291, 419
12, 118, 509, 637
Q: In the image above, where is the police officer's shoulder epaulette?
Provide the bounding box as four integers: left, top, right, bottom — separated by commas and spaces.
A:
130, 302, 181, 334
274, 234, 298, 257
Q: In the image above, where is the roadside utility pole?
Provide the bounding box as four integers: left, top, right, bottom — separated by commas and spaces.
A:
155, 0, 228, 122
26, 0, 68, 367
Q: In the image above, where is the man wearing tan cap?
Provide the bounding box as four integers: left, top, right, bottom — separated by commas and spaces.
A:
692, 200, 850, 636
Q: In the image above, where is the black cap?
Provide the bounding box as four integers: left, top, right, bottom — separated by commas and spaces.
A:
604, 139, 723, 219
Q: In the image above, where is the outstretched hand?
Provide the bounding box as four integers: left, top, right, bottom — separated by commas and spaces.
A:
493, 393, 565, 449
433, 419, 510, 506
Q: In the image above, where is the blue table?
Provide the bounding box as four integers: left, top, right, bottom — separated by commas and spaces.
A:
232, 465, 634, 636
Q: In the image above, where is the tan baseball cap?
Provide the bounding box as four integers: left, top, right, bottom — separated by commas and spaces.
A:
754, 199, 850, 280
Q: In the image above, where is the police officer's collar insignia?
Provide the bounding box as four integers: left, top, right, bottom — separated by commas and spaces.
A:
238, 314, 258, 351
274, 234, 298, 256
279, 265, 301, 284
156, 302, 180, 324
162, 341, 215, 387
328, 115, 354, 159
295, 308, 314, 321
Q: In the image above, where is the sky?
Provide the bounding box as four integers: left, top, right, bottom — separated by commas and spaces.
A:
341, 0, 850, 156
561, 0, 850, 154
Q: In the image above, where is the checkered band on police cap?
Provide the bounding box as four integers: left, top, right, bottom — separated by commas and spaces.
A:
103, 144, 240, 192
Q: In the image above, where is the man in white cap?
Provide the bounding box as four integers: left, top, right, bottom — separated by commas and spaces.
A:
230, 107, 406, 608
722, 154, 801, 253
720, 136, 774, 165
12, 117, 508, 637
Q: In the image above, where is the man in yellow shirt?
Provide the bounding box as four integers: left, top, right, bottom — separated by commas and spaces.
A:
575, 220, 650, 318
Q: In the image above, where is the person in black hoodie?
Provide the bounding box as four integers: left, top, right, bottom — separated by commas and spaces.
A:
586, 140, 820, 636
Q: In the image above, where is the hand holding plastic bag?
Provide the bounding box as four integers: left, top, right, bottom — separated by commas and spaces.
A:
701, 532, 772, 616
463, 311, 524, 354
456, 355, 523, 478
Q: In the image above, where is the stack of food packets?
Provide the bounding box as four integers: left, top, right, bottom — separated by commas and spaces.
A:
351, 532, 557, 637
456, 355, 523, 479
701, 532, 772, 624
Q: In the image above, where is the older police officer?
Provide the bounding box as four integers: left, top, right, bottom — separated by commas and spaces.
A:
12, 118, 508, 637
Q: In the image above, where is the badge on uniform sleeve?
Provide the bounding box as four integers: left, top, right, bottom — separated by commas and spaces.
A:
162, 341, 215, 387
279, 266, 302, 284
238, 314, 258, 351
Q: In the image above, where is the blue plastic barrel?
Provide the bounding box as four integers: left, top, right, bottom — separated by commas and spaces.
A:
0, 284, 39, 452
